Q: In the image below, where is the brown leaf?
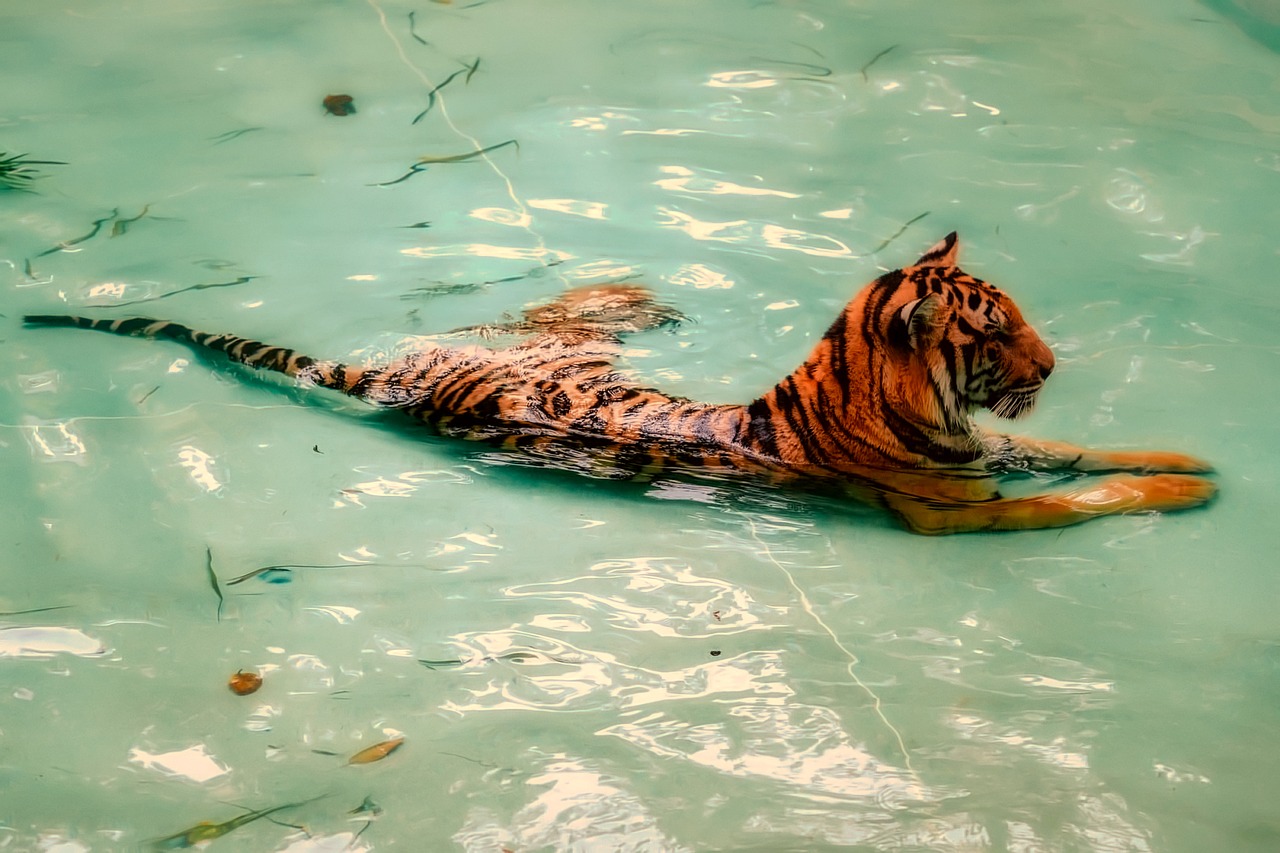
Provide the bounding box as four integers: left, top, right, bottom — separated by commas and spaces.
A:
348, 737, 405, 765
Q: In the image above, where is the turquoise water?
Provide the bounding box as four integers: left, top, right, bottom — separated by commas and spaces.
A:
3, 0, 1279, 850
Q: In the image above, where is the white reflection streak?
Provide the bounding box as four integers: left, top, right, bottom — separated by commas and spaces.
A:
566, 259, 637, 281
1019, 674, 1114, 692
24, 418, 88, 465
1073, 795, 1155, 853
527, 198, 609, 220
437, 635, 785, 716
502, 556, 787, 637
17, 371, 57, 395
657, 207, 751, 244
621, 127, 707, 137
503, 757, 683, 851
400, 243, 573, 263
657, 207, 853, 258
177, 444, 222, 492
1140, 224, 1208, 265
0, 626, 106, 658
950, 713, 1089, 770
707, 69, 780, 89
618, 653, 791, 709
761, 224, 853, 258
128, 744, 229, 783
338, 469, 472, 505
668, 263, 735, 289
1154, 761, 1210, 784
601, 701, 926, 803
275, 831, 372, 853
654, 165, 800, 198
304, 605, 362, 624
470, 207, 533, 228
86, 281, 128, 300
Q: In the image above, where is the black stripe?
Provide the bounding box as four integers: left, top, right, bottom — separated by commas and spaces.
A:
778, 378, 834, 465
434, 360, 508, 410
939, 340, 965, 410
119, 317, 166, 336
822, 311, 851, 405
916, 231, 957, 263
959, 341, 979, 384
862, 270, 904, 350
806, 382, 881, 459
745, 398, 780, 459
877, 389, 934, 459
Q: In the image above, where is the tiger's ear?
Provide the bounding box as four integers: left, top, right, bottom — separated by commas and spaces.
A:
915, 232, 960, 267
890, 294, 945, 351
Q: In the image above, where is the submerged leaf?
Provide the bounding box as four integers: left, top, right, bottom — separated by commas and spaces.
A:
347, 737, 404, 765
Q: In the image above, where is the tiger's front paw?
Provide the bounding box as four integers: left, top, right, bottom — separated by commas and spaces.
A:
1088, 450, 1215, 475
1097, 473, 1218, 514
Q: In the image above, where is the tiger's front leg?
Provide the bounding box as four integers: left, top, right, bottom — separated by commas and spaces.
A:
886, 473, 1218, 535
981, 432, 1214, 475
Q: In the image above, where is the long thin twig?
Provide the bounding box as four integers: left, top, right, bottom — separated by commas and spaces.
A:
407, 10, 428, 45
370, 139, 517, 187
870, 211, 929, 255
411, 58, 480, 124
210, 127, 264, 145
205, 547, 224, 622
860, 44, 898, 82
36, 209, 118, 257
93, 276, 258, 309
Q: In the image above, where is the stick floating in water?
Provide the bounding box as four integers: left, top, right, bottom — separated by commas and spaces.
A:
371, 139, 518, 187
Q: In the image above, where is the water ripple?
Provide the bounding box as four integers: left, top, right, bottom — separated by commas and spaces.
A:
503, 556, 789, 638
602, 699, 935, 807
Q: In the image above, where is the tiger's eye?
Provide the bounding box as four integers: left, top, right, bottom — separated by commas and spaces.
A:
228, 670, 263, 695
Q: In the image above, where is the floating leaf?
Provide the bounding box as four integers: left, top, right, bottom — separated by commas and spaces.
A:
348, 737, 404, 765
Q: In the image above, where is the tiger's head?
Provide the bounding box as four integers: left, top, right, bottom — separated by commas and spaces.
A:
878, 232, 1055, 431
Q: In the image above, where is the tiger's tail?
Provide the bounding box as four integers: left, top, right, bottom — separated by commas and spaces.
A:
22, 315, 364, 393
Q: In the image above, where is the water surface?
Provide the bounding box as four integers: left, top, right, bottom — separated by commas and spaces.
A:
2, 0, 1278, 850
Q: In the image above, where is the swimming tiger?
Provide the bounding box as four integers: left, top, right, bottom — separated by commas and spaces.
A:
23, 232, 1216, 534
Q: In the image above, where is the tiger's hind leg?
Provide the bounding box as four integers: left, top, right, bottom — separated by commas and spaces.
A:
521, 284, 684, 336
451, 285, 684, 341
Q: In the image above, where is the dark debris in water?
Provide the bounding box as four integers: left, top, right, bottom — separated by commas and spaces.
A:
205, 546, 224, 623
323, 94, 356, 116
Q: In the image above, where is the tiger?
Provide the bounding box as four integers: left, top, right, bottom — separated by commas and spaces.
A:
23, 232, 1216, 534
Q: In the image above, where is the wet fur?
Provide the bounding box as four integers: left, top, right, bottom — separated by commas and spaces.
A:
23, 233, 1216, 533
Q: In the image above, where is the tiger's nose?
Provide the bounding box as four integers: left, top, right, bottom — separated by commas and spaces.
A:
1036, 343, 1055, 380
